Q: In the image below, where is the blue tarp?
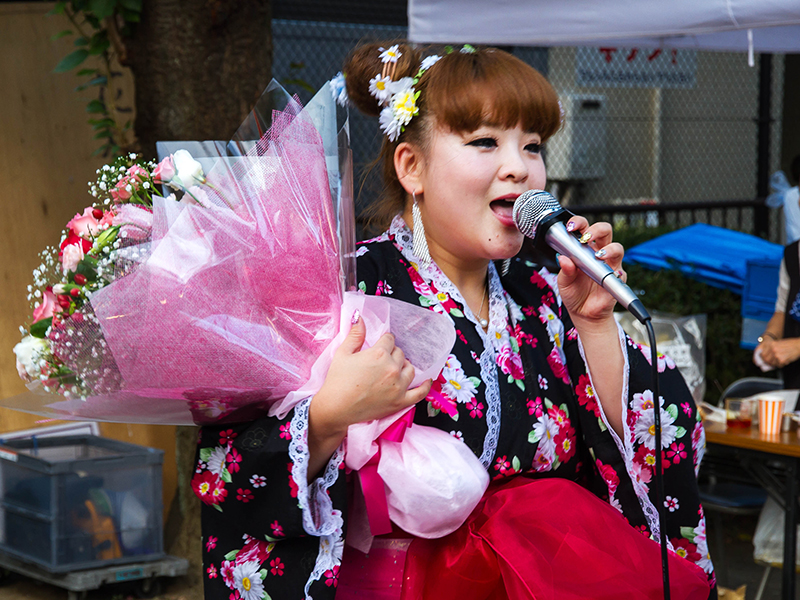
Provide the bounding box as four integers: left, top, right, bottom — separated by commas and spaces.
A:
624, 223, 783, 296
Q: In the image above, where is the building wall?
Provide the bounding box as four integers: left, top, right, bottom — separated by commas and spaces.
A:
546, 47, 784, 207
0, 2, 176, 521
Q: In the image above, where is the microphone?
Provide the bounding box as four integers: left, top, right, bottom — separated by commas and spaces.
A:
512, 189, 650, 324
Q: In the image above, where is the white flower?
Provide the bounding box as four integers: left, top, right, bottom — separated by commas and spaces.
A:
14, 336, 49, 380
250, 474, 267, 488
532, 413, 559, 456
172, 149, 205, 188
61, 243, 85, 274
379, 106, 403, 142
329, 71, 348, 107
441, 365, 477, 404
633, 403, 678, 450
232, 560, 265, 600
379, 44, 401, 63
206, 446, 228, 476
368, 74, 393, 104
420, 55, 442, 71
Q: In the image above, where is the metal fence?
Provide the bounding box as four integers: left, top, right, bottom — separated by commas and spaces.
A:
271, 19, 787, 242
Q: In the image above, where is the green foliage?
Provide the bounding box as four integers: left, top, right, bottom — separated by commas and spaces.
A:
615, 226, 764, 403
48, 0, 141, 157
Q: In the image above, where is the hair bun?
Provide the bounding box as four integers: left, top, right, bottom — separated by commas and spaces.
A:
342, 42, 421, 118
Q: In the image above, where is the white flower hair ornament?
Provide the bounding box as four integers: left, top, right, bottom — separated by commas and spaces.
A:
369, 47, 442, 143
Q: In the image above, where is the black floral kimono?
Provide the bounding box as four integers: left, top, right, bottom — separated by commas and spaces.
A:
194, 216, 714, 599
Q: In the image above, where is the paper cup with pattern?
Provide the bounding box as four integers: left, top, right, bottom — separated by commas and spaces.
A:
758, 394, 785, 436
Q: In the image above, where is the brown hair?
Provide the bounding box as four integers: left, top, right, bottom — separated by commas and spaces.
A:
343, 43, 562, 232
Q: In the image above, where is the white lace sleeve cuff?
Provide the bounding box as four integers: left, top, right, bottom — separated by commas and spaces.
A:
288, 397, 345, 537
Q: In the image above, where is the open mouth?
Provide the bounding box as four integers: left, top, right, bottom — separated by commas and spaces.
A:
490, 198, 516, 220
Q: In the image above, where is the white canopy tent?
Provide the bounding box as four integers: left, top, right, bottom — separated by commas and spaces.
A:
407, 0, 800, 53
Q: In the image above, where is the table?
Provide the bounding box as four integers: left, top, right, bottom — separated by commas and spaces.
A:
703, 421, 800, 599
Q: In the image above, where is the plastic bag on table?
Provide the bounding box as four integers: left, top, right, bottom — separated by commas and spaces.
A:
616, 310, 707, 404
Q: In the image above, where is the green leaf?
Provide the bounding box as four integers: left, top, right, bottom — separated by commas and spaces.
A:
560, 403, 570, 418
426, 403, 440, 418
666, 404, 678, 420
597, 416, 607, 432
467, 376, 481, 388
88, 37, 110, 56
199, 448, 213, 462
507, 374, 513, 384
528, 430, 540, 444
509, 336, 519, 352
89, 0, 117, 20
94, 130, 112, 140
74, 260, 98, 282
54, 49, 89, 73
419, 296, 432, 307
119, 0, 143, 11
51, 30, 73, 41
87, 99, 106, 113
358, 281, 366, 292
30, 317, 53, 339
224, 549, 239, 561
544, 397, 554, 409
450, 411, 458, 422
679, 526, 696, 542
74, 36, 89, 47
77, 68, 98, 77
47, 2, 67, 16
675, 426, 687, 439
220, 468, 232, 484
259, 569, 268, 580
515, 379, 525, 391
213, 503, 223, 512
449, 308, 464, 318
511, 456, 521, 472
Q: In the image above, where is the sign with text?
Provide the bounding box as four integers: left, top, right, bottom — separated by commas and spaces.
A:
576, 47, 697, 88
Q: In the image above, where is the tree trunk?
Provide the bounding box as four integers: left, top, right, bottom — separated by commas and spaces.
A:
127, 0, 272, 159
123, 2, 272, 592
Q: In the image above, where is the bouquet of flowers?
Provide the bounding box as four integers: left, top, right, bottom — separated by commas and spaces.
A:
9, 79, 484, 547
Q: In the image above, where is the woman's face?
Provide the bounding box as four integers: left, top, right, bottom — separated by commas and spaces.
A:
414, 123, 547, 265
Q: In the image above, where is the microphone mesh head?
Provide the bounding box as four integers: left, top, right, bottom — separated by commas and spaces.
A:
512, 189, 562, 238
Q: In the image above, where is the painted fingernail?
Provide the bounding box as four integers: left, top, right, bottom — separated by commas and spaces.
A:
594, 248, 607, 259
566, 221, 577, 232
579, 232, 592, 244
555, 252, 562, 261
351, 309, 361, 325
617, 269, 625, 278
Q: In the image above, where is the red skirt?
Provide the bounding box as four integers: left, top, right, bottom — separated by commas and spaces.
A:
339, 477, 711, 600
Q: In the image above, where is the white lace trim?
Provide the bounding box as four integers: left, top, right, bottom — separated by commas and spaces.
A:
577, 323, 662, 542
303, 526, 345, 600
389, 215, 503, 468
288, 397, 345, 536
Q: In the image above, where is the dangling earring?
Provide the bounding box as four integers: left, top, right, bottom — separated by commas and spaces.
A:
412, 192, 431, 267
501, 258, 511, 276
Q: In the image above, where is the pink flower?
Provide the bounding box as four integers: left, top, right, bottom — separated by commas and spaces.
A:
153, 156, 176, 184
666, 442, 687, 464
220, 560, 235, 587
32, 287, 62, 323
554, 429, 576, 462
127, 164, 149, 183
236, 535, 272, 566
236, 488, 253, 503
207, 564, 218, 579
219, 429, 237, 446
250, 475, 267, 488
206, 536, 218, 552
497, 345, 525, 380
271, 520, 284, 537
111, 177, 133, 203
269, 558, 284, 576
67, 207, 103, 239
494, 455, 511, 474
324, 565, 340, 588
287, 463, 299, 498
226, 449, 242, 473
681, 402, 692, 417
192, 471, 227, 506
546, 347, 570, 384
279, 423, 291, 440
467, 400, 484, 419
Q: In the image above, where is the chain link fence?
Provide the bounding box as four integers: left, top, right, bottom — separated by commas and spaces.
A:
272, 19, 786, 241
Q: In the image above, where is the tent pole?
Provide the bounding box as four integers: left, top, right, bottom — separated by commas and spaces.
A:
756, 53, 772, 240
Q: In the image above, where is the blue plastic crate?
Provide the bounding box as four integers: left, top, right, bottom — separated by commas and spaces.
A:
0, 435, 164, 572
743, 258, 781, 305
